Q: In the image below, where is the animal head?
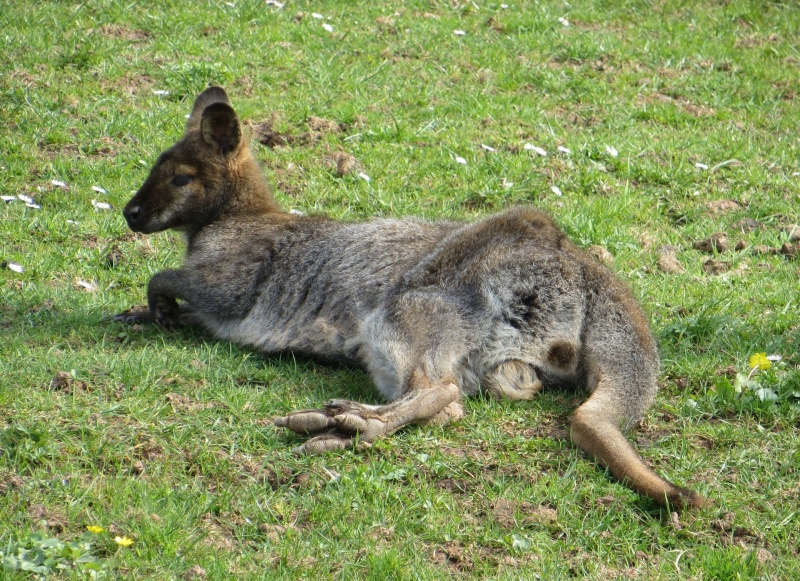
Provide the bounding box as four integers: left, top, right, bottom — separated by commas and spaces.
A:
123, 87, 276, 234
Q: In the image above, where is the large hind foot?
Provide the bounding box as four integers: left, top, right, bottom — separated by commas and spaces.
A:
274, 381, 461, 454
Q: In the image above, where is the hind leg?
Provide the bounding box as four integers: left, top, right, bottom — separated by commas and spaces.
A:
483, 359, 542, 401
276, 290, 474, 452
274, 371, 461, 454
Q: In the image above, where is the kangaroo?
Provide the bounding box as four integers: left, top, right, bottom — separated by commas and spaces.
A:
119, 86, 706, 509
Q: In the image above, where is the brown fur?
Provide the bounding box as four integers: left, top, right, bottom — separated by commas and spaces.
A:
119, 87, 707, 509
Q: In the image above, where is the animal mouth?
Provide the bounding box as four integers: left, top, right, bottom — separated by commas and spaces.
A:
122, 203, 158, 232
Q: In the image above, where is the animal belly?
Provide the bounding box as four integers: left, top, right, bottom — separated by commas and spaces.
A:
208, 310, 357, 362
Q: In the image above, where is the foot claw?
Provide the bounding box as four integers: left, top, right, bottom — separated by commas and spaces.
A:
274, 411, 337, 434
294, 433, 353, 454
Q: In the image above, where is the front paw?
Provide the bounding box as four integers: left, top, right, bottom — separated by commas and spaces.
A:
113, 305, 154, 325
152, 296, 181, 330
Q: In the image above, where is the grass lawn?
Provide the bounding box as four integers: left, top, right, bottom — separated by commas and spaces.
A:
1, 0, 799, 579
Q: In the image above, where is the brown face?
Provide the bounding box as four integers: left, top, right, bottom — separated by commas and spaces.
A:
124, 144, 192, 233
123, 135, 211, 233
122, 96, 242, 234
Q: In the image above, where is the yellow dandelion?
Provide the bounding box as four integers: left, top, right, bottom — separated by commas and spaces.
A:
114, 536, 134, 547
748, 352, 771, 371
86, 525, 104, 534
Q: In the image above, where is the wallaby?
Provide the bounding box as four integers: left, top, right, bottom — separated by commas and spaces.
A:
119, 87, 706, 509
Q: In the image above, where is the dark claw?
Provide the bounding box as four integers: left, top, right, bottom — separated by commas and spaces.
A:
111, 306, 154, 324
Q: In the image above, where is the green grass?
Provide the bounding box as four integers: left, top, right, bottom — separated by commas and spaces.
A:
1, 0, 799, 578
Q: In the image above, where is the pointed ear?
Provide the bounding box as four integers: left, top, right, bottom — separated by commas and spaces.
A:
186, 86, 230, 133
200, 102, 242, 155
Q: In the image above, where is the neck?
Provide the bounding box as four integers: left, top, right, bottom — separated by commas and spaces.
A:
226, 153, 284, 217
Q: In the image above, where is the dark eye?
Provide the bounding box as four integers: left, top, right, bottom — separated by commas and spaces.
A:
171, 175, 193, 187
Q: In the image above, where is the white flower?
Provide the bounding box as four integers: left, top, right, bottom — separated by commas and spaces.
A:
558, 17, 569, 27
524, 143, 547, 156
76, 279, 97, 291
311, 12, 324, 19
322, 23, 334, 32
455, 156, 467, 165
605, 145, 618, 157
92, 199, 112, 211
4, 261, 24, 273
551, 185, 563, 196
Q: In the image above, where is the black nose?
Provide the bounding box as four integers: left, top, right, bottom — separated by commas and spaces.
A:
124, 205, 142, 226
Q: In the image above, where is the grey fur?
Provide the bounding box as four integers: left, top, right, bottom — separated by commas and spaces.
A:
119, 87, 705, 508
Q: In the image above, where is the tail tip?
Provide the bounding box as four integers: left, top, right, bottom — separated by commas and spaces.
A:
668, 488, 711, 510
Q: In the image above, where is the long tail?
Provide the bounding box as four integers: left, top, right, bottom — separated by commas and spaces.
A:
570, 388, 708, 509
